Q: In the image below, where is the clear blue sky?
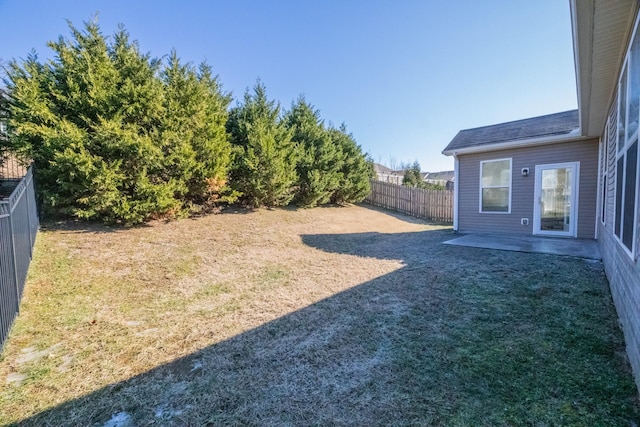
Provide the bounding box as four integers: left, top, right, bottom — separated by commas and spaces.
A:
0, 0, 577, 172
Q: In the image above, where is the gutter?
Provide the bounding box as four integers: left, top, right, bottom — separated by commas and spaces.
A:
453, 154, 459, 231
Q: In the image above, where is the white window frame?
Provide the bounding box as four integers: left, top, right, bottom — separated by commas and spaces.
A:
479, 158, 512, 214
533, 162, 580, 238
613, 15, 640, 260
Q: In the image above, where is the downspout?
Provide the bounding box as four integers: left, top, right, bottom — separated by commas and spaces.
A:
453, 153, 459, 231
595, 136, 602, 239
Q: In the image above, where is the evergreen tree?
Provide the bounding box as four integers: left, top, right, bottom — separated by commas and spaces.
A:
284, 96, 342, 207
160, 52, 236, 210
402, 160, 423, 188
227, 80, 298, 207
3, 20, 235, 223
402, 160, 445, 190
5, 21, 175, 224
328, 124, 373, 204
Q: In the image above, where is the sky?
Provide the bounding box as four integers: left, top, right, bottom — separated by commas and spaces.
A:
0, 0, 577, 173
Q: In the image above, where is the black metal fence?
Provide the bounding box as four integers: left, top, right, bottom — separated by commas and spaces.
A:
0, 165, 38, 349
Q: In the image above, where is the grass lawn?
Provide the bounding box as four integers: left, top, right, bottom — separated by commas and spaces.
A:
0, 205, 638, 426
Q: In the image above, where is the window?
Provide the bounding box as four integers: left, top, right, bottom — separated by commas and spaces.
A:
480, 158, 511, 213
619, 65, 628, 152
614, 18, 640, 257
602, 103, 617, 225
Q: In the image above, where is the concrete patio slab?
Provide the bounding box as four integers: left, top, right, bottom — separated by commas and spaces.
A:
443, 233, 601, 260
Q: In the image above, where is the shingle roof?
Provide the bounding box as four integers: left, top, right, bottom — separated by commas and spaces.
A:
425, 170, 454, 181
373, 163, 394, 174
442, 110, 579, 154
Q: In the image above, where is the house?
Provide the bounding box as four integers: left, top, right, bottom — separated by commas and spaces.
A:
373, 163, 405, 185
443, 0, 640, 391
422, 170, 455, 190
0, 89, 7, 141
442, 110, 595, 237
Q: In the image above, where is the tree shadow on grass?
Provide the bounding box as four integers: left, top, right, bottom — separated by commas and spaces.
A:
38, 218, 153, 235
9, 229, 640, 426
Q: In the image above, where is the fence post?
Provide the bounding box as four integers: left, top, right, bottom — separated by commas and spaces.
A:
7, 208, 20, 314
24, 173, 33, 259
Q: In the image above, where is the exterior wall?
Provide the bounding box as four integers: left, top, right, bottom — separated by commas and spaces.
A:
457, 139, 599, 239
375, 172, 404, 185
597, 93, 640, 393
599, 212, 640, 392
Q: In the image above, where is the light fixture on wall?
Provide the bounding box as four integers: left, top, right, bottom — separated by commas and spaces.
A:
521, 168, 530, 176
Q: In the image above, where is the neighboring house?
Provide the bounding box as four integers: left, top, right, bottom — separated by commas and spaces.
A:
373, 163, 405, 185
0, 89, 7, 141
422, 170, 455, 190
443, 0, 640, 392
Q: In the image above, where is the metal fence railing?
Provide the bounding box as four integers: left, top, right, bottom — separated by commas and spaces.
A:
0, 165, 38, 350
0, 154, 29, 181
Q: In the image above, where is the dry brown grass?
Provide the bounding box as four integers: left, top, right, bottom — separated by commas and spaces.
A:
0, 206, 436, 425
0, 204, 637, 426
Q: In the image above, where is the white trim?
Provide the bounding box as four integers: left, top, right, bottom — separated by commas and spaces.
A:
613, 151, 623, 238
612, 11, 640, 260
613, 150, 638, 260
453, 154, 459, 231
635, 144, 640, 259
442, 132, 587, 157
479, 158, 512, 214
596, 137, 602, 237
575, 163, 581, 239
598, 119, 610, 230
601, 159, 608, 230
613, 141, 639, 260
533, 162, 580, 238
617, 58, 630, 157
569, 0, 585, 135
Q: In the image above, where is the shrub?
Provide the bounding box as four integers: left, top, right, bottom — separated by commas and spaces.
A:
227, 81, 299, 208
328, 125, 373, 204
284, 97, 342, 207
3, 21, 234, 224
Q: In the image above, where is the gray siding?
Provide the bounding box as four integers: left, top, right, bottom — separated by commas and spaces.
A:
457, 139, 599, 239
598, 94, 640, 392
599, 223, 640, 392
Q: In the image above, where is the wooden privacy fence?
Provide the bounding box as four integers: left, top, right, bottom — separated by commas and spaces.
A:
365, 180, 453, 223
0, 166, 38, 350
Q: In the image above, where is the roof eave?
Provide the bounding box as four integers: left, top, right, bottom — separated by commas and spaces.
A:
570, 0, 588, 136
571, 0, 638, 137
442, 131, 588, 157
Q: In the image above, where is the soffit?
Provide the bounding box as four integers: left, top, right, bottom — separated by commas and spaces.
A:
573, 0, 637, 136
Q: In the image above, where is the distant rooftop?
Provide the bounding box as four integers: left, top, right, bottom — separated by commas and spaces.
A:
373, 163, 405, 175
443, 110, 579, 154
373, 163, 394, 174
424, 170, 454, 181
